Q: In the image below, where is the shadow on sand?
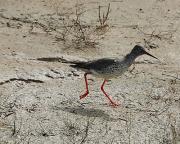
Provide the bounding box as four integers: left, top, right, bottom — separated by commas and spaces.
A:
53, 106, 127, 122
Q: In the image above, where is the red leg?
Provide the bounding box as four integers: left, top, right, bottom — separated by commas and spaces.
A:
101, 80, 119, 107
80, 73, 89, 99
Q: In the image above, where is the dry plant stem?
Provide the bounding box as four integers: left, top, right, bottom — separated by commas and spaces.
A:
137, 27, 174, 41
103, 3, 110, 24
80, 120, 90, 144
98, 3, 110, 27
99, 6, 102, 25
0, 78, 44, 85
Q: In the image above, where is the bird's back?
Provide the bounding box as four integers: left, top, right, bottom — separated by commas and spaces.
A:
70, 58, 118, 70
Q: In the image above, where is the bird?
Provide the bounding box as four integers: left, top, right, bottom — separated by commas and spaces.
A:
69, 45, 158, 107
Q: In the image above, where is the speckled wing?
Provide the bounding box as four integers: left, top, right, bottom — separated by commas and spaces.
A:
70, 58, 118, 71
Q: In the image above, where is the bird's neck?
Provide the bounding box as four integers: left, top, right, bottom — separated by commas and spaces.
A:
124, 52, 139, 65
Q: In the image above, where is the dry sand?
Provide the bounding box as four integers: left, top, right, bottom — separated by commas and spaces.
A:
0, 0, 180, 143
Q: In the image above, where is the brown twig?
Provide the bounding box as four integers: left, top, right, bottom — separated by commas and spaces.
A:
103, 3, 110, 25
97, 3, 111, 28
80, 120, 90, 144
136, 27, 175, 48
0, 78, 44, 85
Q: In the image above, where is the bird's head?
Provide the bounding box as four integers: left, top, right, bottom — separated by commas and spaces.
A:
131, 45, 158, 60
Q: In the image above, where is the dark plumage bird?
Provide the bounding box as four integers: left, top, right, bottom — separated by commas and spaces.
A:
70, 45, 158, 107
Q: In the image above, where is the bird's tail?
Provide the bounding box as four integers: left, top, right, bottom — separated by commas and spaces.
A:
69, 61, 88, 69
36, 56, 88, 70
36, 57, 85, 64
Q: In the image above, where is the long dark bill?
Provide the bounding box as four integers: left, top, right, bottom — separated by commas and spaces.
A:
144, 51, 159, 60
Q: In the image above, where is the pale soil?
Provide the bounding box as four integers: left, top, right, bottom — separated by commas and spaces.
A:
0, 0, 180, 144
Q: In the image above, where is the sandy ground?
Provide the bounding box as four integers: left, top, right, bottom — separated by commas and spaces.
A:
0, 0, 180, 143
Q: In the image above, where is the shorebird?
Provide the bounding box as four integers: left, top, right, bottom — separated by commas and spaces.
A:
70, 45, 158, 107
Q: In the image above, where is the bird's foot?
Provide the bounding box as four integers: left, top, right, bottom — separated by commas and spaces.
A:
79, 91, 89, 99
105, 95, 120, 107
108, 100, 120, 108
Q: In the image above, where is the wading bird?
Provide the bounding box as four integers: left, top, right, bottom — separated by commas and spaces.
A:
70, 45, 158, 107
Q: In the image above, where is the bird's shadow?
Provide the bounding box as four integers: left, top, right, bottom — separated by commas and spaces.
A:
53, 106, 119, 121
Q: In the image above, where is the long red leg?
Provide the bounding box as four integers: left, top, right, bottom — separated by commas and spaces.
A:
101, 80, 119, 107
80, 73, 89, 99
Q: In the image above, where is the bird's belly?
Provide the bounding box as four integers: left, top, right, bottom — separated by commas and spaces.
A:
90, 67, 128, 79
